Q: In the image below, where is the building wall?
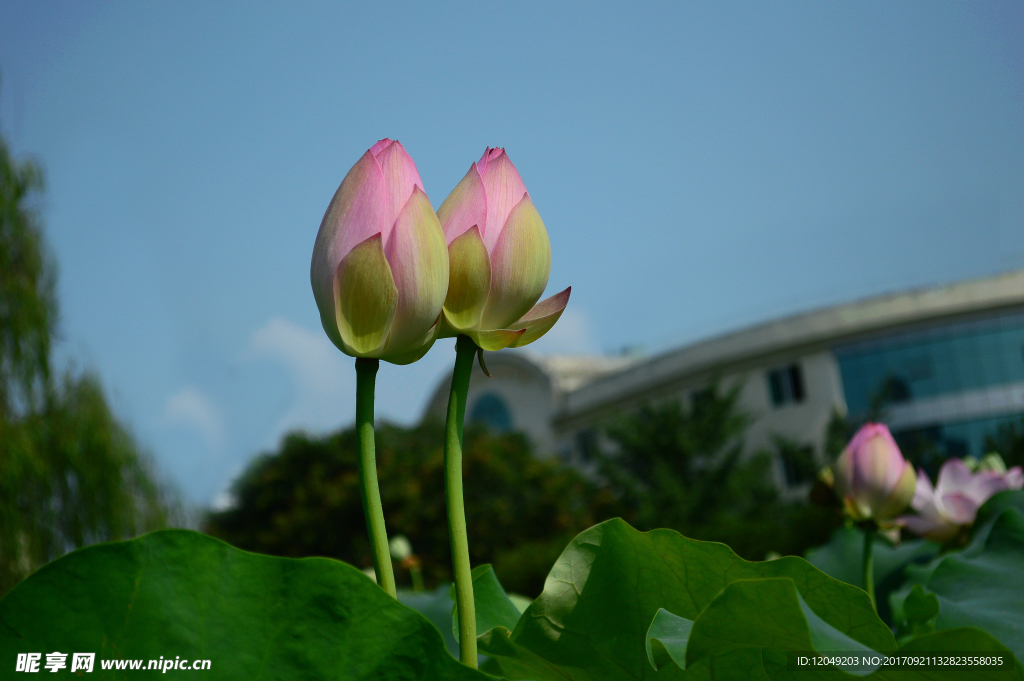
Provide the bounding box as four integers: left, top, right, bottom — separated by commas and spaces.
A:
421, 272, 1024, 488
422, 353, 558, 458
548, 351, 847, 488
739, 351, 847, 487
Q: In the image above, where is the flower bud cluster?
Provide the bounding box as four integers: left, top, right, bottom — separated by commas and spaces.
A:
311, 141, 568, 365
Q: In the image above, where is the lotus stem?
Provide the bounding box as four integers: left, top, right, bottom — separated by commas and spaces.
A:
355, 358, 396, 598
863, 525, 876, 612
445, 335, 478, 667
410, 563, 425, 593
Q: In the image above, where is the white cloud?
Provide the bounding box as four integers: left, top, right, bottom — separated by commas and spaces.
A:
161, 386, 227, 452
526, 305, 599, 355
245, 317, 355, 442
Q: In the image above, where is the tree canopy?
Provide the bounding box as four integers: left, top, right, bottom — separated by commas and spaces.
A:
205, 423, 620, 596
0, 128, 173, 595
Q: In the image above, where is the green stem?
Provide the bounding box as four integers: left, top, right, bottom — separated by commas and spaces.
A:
863, 525, 876, 612
355, 358, 396, 598
445, 335, 478, 667
410, 565, 425, 593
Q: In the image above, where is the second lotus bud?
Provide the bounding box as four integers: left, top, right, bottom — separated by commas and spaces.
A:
833, 423, 916, 523
436, 147, 570, 351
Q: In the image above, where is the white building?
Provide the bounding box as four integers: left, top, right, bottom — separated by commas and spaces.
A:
422, 270, 1024, 489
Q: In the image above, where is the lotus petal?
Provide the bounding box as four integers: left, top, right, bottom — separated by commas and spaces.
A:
469, 328, 527, 352
369, 138, 393, 155
477, 149, 527, 253
373, 140, 424, 243
480, 195, 551, 331
437, 163, 487, 245
381, 188, 448, 357
934, 459, 974, 499
899, 512, 960, 543
874, 461, 918, 521
507, 287, 571, 348
1008, 467, 1024, 489
437, 309, 460, 339
442, 225, 491, 333
333, 234, 397, 356
961, 470, 1017, 507
382, 314, 442, 366
939, 492, 978, 525
475, 146, 504, 176
910, 468, 935, 511
311, 151, 388, 320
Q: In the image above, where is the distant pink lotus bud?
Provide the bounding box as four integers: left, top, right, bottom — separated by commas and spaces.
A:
436, 147, 569, 351
833, 423, 917, 523
898, 458, 1024, 542
310, 140, 449, 364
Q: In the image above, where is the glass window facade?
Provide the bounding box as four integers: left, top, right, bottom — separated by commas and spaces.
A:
468, 393, 513, 433
835, 309, 1024, 469
835, 311, 1024, 417
893, 413, 1024, 473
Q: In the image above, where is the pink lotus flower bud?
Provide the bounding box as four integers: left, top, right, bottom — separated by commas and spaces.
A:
436, 148, 570, 350
310, 140, 449, 364
898, 458, 1024, 542
833, 423, 917, 523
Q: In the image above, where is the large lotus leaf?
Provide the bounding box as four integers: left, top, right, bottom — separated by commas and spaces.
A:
762, 628, 1021, 681
686, 579, 877, 674
399, 585, 461, 657
805, 527, 939, 623
0, 530, 491, 680
890, 500, 1024, 661
451, 565, 523, 644
892, 490, 1024, 608
646, 609, 693, 671
647, 580, 1020, 680
477, 518, 894, 681
968, 490, 1024, 552
889, 491, 1024, 658
895, 585, 941, 642
645, 580, 875, 677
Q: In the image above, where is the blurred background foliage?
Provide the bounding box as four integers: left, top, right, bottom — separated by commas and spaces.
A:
984, 418, 1024, 470
205, 423, 621, 597
0, 129, 175, 596
596, 386, 841, 563
205, 386, 845, 596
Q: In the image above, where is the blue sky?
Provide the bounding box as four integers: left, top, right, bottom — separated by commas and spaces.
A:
1, 1, 1022, 506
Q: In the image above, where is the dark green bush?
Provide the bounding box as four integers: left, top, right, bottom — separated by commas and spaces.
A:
205, 423, 620, 596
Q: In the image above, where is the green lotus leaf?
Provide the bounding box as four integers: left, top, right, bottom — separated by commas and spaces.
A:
477, 518, 893, 681
889, 491, 1024, 661
450, 564, 523, 644
0, 530, 492, 680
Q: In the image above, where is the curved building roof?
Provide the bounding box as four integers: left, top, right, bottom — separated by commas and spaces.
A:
560, 270, 1024, 421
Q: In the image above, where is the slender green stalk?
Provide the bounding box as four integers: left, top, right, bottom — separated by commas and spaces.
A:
863, 525, 876, 612
355, 358, 396, 598
445, 335, 478, 667
410, 564, 425, 593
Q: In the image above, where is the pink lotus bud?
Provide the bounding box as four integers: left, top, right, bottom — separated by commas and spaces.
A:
898, 457, 1024, 542
833, 423, 917, 523
310, 140, 449, 364
436, 148, 570, 351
